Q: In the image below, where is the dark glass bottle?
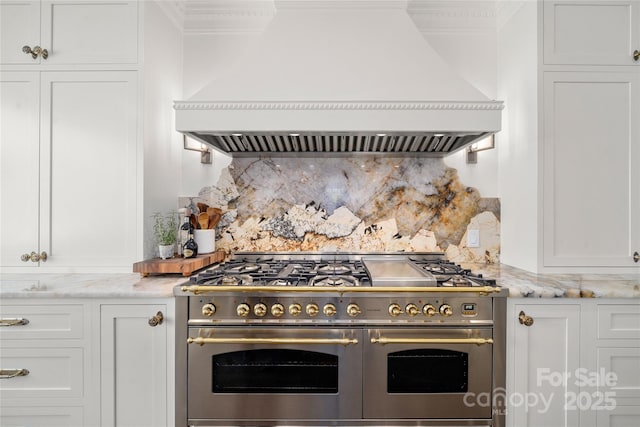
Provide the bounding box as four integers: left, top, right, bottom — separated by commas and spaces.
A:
183, 229, 198, 258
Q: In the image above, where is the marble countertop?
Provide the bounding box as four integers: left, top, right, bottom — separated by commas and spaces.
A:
1, 264, 639, 299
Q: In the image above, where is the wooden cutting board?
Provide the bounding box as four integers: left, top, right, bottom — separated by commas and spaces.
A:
133, 249, 226, 277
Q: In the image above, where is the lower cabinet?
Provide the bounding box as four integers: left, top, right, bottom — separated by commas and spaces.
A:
99, 301, 175, 427
0, 298, 174, 427
507, 299, 640, 427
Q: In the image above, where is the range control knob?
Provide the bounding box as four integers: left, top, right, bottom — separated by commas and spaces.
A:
289, 303, 302, 316
271, 303, 285, 317
236, 303, 250, 317
423, 304, 437, 317
405, 303, 419, 316
254, 303, 268, 317
202, 303, 216, 317
388, 303, 403, 317
306, 303, 319, 317
439, 304, 453, 317
346, 303, 362, 317
323, 303, 337, 317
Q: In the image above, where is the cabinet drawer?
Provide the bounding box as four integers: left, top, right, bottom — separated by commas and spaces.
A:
0, 304, 84, 340
598, 305, 640, 339
0, 347, 83, 399
596, 347, 640, 404
0, 405, 83, 427
596, 404, 640, 426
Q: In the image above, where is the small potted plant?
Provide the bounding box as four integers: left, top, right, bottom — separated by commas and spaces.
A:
152, 212, 178, 259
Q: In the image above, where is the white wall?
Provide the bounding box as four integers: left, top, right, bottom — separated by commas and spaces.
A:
142, 0, 185, 259
496, 0, 539, 272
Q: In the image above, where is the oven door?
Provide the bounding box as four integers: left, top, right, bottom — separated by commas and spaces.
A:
187, 327, 362, 420
364, 328, 494, 420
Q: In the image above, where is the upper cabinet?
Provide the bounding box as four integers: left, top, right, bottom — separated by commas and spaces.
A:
543, 0, 640, 65
0, 0, 138, 66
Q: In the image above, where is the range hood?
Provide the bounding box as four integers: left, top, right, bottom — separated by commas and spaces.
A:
174, 0, 503, 157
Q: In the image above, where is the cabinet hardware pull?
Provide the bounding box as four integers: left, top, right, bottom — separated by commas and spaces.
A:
0, 369, 30, 379
634, 251, 639, 263
0, 318, 29, 326
370, 337, 493, 345
20, 251, 48, 262
22, 45, 48, 60
634, 50, 640, 61
148, 311, 164, 327
188, 337, 359, 346
519, 310, 534, 326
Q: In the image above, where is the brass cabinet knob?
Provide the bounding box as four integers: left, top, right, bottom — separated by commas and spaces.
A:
20, 251, 47, 262
22, 45, 48, 59
634, 50, 640, 61
148, 311, 164, 327
518, 310, 534, 327
634, 251, 639, 263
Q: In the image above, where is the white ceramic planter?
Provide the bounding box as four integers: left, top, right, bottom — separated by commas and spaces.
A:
158, 244, 175, 259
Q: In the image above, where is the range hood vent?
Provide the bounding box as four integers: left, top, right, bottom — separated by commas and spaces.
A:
175, 1, 503, 157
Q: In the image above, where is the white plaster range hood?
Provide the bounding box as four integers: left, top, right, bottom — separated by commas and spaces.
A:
174, 0, 504, 157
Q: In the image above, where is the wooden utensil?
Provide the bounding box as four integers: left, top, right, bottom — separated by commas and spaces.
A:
198, 212, 209, 230
206, 207, 222, 229
189, 214, 198, 230
197, 202, 209, 214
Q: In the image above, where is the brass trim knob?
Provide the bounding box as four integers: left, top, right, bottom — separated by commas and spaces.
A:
634, 251, 639, 263
323, 303, 337, 317
388, 303, 402, 317
21, 251, 48, 262
202, 303, 216, 317
519, 310, 534, 326
439, 304, 453, 317
271, 303, 285, 317
423, 304, 437, 317
289, 303, 302, 316
405, 303, 419, 316
22, 45, 48, 59
148, 311, 164, 327
236, 303, 250, 317
306, 303, 319, 317
253, 303, 267, 317
346, 303, 361, 317
634, 50, 639, 61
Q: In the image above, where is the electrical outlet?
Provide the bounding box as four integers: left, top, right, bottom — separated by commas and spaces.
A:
467, 229, 480, 248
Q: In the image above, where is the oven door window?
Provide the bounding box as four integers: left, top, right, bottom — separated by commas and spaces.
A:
387, 349, 468, 393
212, 349, 338, 393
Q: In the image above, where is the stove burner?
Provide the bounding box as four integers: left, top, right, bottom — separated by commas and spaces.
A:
316, 264, 353, 275
310, 275, 359, 287
225, 264, 261, 274
268, 279, 293, 287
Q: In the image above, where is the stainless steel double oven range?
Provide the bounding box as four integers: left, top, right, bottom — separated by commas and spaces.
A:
175, 252, 507, 427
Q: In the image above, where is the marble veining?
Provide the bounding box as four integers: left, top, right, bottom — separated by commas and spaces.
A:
191, 157, 501, 260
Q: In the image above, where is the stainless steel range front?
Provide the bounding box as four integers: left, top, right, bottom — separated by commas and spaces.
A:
175, 252, 507, 427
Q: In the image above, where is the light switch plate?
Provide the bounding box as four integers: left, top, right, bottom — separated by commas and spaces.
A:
467, 229, 480, 248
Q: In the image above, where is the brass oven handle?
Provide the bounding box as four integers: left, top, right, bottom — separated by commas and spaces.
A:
188, 337, 358, 346
370, 337, 493, 345
0, 318, 30, 326
0, 369, 30, 379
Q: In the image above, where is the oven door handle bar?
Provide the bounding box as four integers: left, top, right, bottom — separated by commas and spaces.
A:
187, 337, 359, 346
181, 285, 501, 295
370, 337, 493, 346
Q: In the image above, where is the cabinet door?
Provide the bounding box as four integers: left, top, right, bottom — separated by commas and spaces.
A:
100, 304, 169, 427
543, 71, 640, 268
508, 303, 581, 427
39, 71, 138, 268
0, 1, 41, 65
40, 0, 138, 65
544, 0, 640, 65
0, 72, 40, 267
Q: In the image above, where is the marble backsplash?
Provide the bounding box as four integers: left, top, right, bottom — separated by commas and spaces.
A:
181, 156, 500, 263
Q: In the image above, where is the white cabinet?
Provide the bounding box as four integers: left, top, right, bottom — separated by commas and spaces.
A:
543, 0, 640, 66
507, 299, 640, 427
0, 0, 139, 66
100, 301, 175, 427
507, 301, 581, 427
542, 71, 640, 268
0, 70, 139, 270
0, 300, 93, 427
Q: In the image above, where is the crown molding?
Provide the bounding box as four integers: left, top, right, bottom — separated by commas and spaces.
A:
408, 0, 498, 35
174, 100, 505, 111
